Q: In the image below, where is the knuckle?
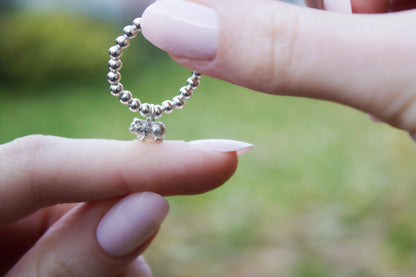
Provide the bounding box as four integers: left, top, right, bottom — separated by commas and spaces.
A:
243, 4, 301, 94
1, 135, 48, 160
36, 253, 77, 277
33, 243, 98, 277
0, 135, 53, 207
11, 248, 81, 277
267, 5, 302, 93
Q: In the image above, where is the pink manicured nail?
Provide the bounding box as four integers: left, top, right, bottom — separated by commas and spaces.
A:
96, 192, 169, 257
368, 114, 382, 123
133, 256, 152, 277
324, 0, 352, 13
187, 139, 254, 155
141, 0, 219, 59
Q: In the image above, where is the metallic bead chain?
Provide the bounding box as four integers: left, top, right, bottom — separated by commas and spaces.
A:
107, 17, 202, 121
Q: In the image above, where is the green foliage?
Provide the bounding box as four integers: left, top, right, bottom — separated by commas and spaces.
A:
0, 12, 115, 86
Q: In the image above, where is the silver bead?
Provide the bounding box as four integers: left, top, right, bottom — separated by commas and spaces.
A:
110, 83, 123, 96
162, 100, 174, 114
140, 103, 151, 117
180, 86, 193, 99
173, 95, 185, 109
119, 90, 132, 104
109, 45, 122, 59
154, 105, 163, 119
132, 18, 142, 31
123, 25, 138, 39
108, 59, 122, 72
115, 36, 130, 49
187, 77, 200, 89
107, 71, 121, 84
128, 98, 141, 112
150, 122, 166, 142
192, 71, 202, 79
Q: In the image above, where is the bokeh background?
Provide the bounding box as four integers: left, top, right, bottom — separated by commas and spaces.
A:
1, 0, 416, 276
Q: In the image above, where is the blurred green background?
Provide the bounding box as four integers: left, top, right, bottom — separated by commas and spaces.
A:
1, 1, 416, 276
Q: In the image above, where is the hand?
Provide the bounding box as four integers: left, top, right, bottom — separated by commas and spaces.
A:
140, 0, 416, 137
0, 135, 252, 276
306, 0, 416, 13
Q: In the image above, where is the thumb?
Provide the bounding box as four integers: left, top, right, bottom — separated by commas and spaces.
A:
6, 193, 168, 277
141, 0, 416, 133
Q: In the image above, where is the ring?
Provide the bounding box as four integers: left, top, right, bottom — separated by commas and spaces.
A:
107, 17, 202, 141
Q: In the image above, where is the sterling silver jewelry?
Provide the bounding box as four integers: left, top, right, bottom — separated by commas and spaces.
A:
107, 17, 202, 142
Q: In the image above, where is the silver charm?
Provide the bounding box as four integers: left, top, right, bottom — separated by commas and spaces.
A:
129, 118, 166, 142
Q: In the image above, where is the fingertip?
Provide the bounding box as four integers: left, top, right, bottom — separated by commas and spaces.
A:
135, 256, 153, 277
122, 140, 241, 195
96, 192, 169, 257
6, 196, 165, 277
120, 256, 153, 277
141, 0, 219, 60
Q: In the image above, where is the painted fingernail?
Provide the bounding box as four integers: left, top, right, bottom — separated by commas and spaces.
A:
134, 256, 152, 277
324, 0, 352, 13
141, 0, 219, 60
187, 139, 254, 155
97, 192, 169, 257
368, 114, 382, 123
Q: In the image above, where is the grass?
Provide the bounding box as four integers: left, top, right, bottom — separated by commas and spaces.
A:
1, 16, 416, 277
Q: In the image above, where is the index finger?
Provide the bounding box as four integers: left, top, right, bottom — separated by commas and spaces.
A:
0, 135, 251, 225
305, 0, 390, 13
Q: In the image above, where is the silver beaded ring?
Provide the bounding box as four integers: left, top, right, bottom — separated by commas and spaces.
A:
107, 17, 202, 142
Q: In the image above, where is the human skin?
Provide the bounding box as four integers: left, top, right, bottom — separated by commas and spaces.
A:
0, 136, 252, 276
142, 0, 416, 137
2, 0, 416, 275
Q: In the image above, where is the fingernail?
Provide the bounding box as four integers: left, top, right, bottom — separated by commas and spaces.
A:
368, 114, 382, 123
187, 139, 254, 155
141, 0, 219, 59
324, 0, 352, 13
97, 192, 169, 257
134, 256, 152, 277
